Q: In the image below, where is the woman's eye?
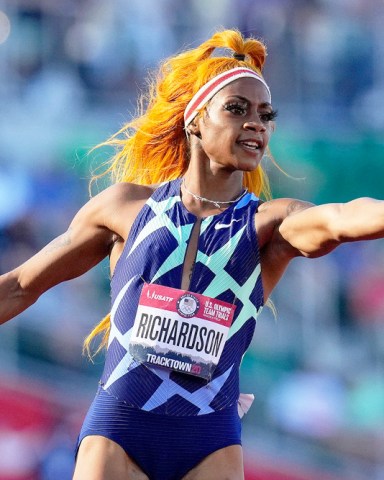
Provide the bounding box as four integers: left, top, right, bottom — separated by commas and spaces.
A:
224, 103, 247, 116
260, 110, 278, 123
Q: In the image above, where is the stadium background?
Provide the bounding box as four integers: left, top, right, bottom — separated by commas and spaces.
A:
0, 0, 383, 479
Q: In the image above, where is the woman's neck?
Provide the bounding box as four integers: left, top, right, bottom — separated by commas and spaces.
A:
181, 165, 245, 217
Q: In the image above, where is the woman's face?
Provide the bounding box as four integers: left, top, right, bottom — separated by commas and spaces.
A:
192, 77, 276, 173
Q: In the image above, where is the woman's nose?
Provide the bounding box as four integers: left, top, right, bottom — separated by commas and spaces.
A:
243, 118, 266, 131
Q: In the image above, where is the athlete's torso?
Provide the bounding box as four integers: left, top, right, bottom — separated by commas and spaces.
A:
100, 178, 264, 416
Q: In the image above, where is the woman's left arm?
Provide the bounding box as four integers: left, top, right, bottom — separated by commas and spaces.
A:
279, 197, 384, 258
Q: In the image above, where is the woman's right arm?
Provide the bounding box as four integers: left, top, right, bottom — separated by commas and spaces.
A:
0, 183, 136, 325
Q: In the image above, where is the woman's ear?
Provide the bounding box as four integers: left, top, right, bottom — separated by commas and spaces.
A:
188, 120, 201, 138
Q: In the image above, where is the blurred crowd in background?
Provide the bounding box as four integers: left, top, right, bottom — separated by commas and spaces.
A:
0, 0, 383, 479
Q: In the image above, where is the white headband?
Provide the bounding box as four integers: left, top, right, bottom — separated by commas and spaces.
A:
184, 67, 271, 127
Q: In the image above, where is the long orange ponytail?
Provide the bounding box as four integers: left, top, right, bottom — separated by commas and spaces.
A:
84, 29, 272, 357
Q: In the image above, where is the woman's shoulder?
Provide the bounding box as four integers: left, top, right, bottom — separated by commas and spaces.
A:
82, 182, 156, 227
81, 182, 159, 242
98, 182, 157, 201
85, 182, 163, 213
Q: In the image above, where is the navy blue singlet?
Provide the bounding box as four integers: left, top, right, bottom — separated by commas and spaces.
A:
78, 178, 264, 479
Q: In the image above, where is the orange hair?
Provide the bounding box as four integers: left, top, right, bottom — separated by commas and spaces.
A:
84, 29, 272, 357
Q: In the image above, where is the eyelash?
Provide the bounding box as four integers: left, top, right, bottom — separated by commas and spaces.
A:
224, 103, 278, 122
224, 102, 247, 116
260, 110, 278, 122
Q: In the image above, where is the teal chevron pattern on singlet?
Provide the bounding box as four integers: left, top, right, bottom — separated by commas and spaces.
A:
100, 178, 264, 416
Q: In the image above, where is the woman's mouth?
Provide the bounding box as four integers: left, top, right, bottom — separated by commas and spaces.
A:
237, 139, 263, 152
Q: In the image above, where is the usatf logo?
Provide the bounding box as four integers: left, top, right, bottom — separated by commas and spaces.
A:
176, 293, 200, 318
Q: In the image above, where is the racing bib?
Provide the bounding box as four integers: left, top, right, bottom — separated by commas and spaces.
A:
129, 283, 236, 380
